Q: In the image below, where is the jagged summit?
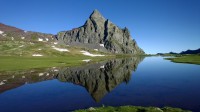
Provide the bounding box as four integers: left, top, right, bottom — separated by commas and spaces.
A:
57, 10, 145, 54
89, 9, 105, 20
90, 9, 101, 17
85, 9, 106, 28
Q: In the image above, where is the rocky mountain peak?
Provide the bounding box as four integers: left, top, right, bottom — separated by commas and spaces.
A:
57, 10, 145, 54
86, 9, 106, 27
89, 9, 105, 20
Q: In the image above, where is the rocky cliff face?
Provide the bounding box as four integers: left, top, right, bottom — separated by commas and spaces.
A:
57, 10, 144, 54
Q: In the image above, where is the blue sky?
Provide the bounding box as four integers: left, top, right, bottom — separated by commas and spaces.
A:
0, 0, 199, 54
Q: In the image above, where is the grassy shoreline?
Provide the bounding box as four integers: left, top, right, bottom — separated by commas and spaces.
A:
165, 55, 200, 65
0, 55, 114, 72
0, 40, 145, 72
74, 106, 191, 112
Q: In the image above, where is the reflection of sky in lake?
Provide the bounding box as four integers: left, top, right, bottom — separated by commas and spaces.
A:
0, 57, 200, 112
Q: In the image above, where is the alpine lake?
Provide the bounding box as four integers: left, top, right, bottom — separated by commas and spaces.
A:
0, 56, 200, 112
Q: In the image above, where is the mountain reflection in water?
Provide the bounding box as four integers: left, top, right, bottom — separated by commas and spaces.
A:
55, 57, 144, 102
0, 57, 144, 102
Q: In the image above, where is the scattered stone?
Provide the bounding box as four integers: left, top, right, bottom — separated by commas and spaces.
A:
32, 54, 43, 56
100, 65, 104, 69
30, 42, 34, 45
0, 81, 5, 85
88, 107, 96, 111
155, 108, 163, 112
38, 73, 44, 77
94, 49, 98, 51
0, 30, 4, 34
52, 47, 69, 52
46, 73, 49, 76
80, 51, 105, 57
38, 38, 43, 41
99, 44, 104, 47
54, 69, 59, 72
82, 59, 91, 62
2, 34, 6, 37
19, 45, 24, 48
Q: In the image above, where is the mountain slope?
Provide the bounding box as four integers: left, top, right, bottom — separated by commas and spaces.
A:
0, 23, 55, 42
57, 10, 144, 54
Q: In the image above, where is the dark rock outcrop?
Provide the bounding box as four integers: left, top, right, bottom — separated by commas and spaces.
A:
57, 10, 144, 54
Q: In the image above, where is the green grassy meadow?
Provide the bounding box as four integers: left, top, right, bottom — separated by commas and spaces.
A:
74, 106, 191, 112
0, 55, 113, 72
0, 40, 113, 72
165, 55, 200, 65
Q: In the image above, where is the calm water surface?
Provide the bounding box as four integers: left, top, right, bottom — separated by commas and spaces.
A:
0, 57, 200, 112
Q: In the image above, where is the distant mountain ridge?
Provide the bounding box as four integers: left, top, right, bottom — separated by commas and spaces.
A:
157, 48, 200, 55
180, 48, 200, 54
